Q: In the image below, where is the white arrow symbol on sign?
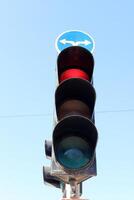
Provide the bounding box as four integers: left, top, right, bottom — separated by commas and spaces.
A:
75, 40, 91, 46
60, 39, 76, 46
60, 39, 91, 46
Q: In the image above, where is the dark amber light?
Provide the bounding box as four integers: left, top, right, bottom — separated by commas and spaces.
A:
58, 99, 90, 120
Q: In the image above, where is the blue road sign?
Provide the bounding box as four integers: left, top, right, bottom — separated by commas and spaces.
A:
55, 30, 95, 53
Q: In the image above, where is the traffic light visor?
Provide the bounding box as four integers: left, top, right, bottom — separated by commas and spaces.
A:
53, 116, 98, 170
55, 78, 96, 120
57, 46, 94, 82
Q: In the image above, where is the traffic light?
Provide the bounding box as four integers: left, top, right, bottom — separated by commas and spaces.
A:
43, 166, 61, 188
50, 46, 98, 184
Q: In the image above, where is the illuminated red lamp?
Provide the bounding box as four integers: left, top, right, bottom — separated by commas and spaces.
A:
60, 68, 89, 82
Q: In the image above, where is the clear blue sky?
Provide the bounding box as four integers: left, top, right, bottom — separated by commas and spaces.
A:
0, 0, 134, 200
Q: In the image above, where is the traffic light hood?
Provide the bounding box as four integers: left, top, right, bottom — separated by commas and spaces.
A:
53, 115, 98, 170
55, 78, 96, 120
57, 46, 94, 82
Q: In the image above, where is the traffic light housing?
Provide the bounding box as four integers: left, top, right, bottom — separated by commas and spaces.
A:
50, 46, 98, 184
43, 166, 61, 188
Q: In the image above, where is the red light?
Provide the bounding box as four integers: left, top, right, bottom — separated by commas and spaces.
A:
60, 68, 89, 82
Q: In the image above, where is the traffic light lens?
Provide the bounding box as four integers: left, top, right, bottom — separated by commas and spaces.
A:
60, 68, 89, 82
58, 100, 90, 120
57, 136, 92, 169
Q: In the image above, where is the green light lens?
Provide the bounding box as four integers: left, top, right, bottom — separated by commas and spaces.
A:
56, 136, 92, 169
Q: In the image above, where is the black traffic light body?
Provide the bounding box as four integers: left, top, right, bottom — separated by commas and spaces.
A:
50, 46, 98, 184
